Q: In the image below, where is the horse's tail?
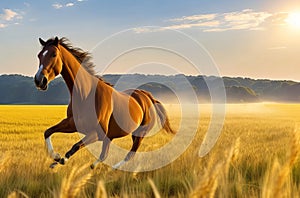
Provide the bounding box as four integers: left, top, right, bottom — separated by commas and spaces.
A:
141, 90, 176, 134
153, 100, 176, 134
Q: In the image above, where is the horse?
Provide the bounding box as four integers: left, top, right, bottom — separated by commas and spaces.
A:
34, 37, 175, 169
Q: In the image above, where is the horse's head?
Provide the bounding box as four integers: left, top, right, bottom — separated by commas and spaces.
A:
34, 37, 63, 91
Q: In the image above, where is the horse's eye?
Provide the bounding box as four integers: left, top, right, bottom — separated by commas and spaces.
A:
53, 53, 57, 57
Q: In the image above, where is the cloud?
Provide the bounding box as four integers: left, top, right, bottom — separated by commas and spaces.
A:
0, 23, 6, 28
139, 9, 287, 33
52, 2, 74, 9
52, 3, 63, 9
66, 3, 74, 7
265, 12, 288, 26
169, 14, 217, 23
220, 9, 272, 31
173, 9, 272, 32
133, 21, 220, 33
164, 20, 220, 30
0, 9, 23, 28
1, 9, 19, 21
52, 1, 87, 9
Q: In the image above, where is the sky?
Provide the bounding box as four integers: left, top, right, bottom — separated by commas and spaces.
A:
0, 0, 300, 80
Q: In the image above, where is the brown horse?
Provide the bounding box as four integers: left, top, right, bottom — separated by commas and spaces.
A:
34, 37, 175, 169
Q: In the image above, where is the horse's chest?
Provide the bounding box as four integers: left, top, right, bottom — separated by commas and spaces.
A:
72, 104, 99, 133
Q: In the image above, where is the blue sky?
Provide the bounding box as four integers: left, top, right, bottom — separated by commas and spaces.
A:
0, 0, 300, 80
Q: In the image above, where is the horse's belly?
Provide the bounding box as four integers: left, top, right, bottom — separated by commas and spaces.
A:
107, 103, 143, 138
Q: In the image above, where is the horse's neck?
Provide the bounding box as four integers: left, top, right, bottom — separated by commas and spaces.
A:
59, 45, 98, 100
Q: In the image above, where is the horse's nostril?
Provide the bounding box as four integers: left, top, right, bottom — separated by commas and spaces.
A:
42, 76, 48, 86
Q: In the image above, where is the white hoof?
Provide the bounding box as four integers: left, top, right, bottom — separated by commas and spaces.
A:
90, 160, 101, 169
48, 150, 61, 161
53, 153, 61, 161
112, 160, 126, 170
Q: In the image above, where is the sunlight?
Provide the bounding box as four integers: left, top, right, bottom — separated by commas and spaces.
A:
286, 12, 300, 29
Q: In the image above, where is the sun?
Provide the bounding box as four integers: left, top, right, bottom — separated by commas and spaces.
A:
286, 12, 300, 29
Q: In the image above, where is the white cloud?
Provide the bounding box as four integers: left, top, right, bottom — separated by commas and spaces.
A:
224, 9, 271, 23
221, 9, 272, 31
139, 9, 284, 33
169, 14, 216, 22
52, 1, 86, 9
1, 9, 18, 21
52, 3, 63, 9
66, 3, 74, 7
133, 9, 292, 34
164, 20, 220, 30
0, 9, 23, 28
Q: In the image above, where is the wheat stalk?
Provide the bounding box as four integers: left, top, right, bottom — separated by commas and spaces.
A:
224, 138, 240, 178
7, 191, 29, 198
262, 158, 281, 198
95, 180, 107, 198
0, 152, 11, 173
190, 162, 221, 198
273, 131, 300, 197
262, 129, 300, 198
148, 178, 161, 198
190, 138, 240, 198
59, 164, 92, 198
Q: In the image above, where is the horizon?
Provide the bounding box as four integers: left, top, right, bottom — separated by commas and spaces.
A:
1, 72, 300, 83
0, 0, 299, 80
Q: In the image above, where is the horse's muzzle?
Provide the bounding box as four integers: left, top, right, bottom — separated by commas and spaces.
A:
34, 74, 48, 91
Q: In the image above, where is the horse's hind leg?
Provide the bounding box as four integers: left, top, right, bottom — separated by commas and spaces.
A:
126, 135, 144, 161
90, 137, 112, 169
112, 132, 145, 170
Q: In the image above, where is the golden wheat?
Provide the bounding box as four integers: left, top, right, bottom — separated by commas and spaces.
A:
59, 164, 92, 198
7, 191, 29, 198
262, 129, 300, 198
95, 180, 107, 198
148, 178, 161, 198
0, 104, 300, 197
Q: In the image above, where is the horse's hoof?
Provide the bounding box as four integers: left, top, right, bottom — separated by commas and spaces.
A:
50, 162, 58, 169
90, 164, 95, 169
112, 160, 126, 170
53, 153, 61, 162
59, 157, 69, 165
59, 158, 65, 165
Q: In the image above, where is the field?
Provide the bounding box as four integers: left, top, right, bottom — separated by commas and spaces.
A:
1, 103, 300, 197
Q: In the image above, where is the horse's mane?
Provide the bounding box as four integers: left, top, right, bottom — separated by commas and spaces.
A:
44, 37, 112, 86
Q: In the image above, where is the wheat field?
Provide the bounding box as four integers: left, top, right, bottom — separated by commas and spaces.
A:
0, 103, 300, 197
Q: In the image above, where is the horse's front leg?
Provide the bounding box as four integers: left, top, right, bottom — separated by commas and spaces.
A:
58, 132, 98, 165
44, 117, 76, 161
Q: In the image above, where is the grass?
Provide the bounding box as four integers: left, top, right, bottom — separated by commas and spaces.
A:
0, 103, 300, 197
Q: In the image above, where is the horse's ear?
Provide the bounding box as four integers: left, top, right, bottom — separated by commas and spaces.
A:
39, 38, 46, 46
53, 37, 59, 46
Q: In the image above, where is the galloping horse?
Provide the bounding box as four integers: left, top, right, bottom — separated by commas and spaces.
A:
34, 37, 175, 169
